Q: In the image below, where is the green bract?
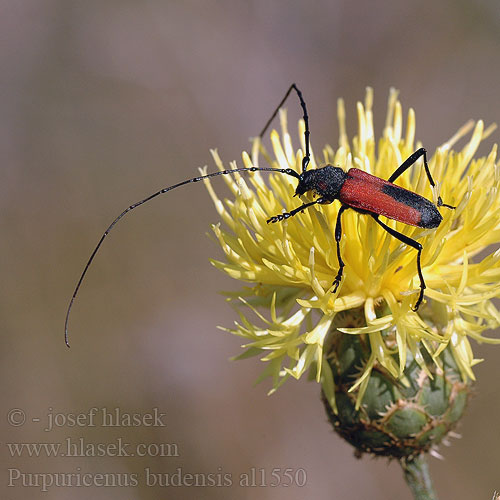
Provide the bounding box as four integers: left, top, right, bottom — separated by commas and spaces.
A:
322, 308, 470, 458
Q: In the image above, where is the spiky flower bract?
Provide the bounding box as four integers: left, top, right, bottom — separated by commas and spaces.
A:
202, 88, 500, 415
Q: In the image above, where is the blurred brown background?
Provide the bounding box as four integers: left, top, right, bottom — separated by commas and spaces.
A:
1, 1, 499, 499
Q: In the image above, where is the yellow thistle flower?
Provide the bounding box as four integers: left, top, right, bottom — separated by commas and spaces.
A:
201, 88, 500, 409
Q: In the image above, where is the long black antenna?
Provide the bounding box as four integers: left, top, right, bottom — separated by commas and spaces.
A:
64, 166, 300, 347
258, 83, 311, 173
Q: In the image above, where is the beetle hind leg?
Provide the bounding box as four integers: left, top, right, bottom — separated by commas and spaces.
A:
437, 196, 455, 210
389, 148, 455, 211
372, 215, 426, 311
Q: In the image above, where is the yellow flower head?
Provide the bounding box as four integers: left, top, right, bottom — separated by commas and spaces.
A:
202, 88, 500, 405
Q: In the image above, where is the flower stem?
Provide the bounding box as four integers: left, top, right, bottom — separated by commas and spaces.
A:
400, 455, 438, 500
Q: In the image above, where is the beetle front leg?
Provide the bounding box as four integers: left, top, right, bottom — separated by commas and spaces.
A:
267, 198, 327, 224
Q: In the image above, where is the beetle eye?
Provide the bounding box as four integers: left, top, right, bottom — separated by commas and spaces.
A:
295, 184, 306, 196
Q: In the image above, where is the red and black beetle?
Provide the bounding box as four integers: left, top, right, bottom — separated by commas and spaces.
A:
64, 84, 453, 346
265, 85, 454, 312
267, 146, 454, 312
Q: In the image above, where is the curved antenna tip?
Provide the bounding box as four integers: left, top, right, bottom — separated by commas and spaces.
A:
63, 165, 298, 347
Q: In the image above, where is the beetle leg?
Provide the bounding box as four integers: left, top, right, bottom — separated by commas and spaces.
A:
332, 205, 349, 292
372, 215, 425, 311
267, 197, 328, 224
388, 148, 455, 209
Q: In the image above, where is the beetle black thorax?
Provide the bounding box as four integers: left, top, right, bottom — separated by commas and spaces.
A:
295, 165, 347, 201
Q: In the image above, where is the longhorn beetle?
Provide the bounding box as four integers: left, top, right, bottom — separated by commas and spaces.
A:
64, 84, 454, 347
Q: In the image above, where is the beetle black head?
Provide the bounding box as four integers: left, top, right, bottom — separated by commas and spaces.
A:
294, 165, 347, 202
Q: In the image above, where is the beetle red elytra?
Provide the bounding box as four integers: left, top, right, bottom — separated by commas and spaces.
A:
65, 84, 454, 347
